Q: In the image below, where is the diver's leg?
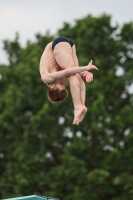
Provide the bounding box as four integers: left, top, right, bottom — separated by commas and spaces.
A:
54, 43, 86, 124
70, 75, 87, 124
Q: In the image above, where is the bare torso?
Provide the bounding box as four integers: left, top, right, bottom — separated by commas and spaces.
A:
40, 42, 69, 84
40, 42, 59, 74
39, 40, 78, 84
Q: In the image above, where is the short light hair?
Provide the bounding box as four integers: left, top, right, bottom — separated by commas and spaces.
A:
47, 88, 68, 103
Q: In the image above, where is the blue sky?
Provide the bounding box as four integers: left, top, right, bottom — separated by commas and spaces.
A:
0, 0, 133, 64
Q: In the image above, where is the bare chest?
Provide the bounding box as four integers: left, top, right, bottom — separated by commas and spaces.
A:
40, 45, 59, 74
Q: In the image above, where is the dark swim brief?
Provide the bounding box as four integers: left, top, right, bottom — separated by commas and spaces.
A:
52, 36, 75, 50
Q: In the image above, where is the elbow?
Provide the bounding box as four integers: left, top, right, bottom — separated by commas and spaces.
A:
41, 75, 45, 82
41, 75, 48, 84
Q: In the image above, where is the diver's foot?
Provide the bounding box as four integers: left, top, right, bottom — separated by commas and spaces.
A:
73, 106, 87, 125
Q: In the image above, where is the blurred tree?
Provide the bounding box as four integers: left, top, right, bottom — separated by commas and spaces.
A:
0, 14, 133, 200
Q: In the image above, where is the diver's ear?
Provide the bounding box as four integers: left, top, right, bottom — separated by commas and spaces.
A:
48, 84, 55, 89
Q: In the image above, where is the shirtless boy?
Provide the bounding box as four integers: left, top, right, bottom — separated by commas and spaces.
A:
39, 36, 98, 125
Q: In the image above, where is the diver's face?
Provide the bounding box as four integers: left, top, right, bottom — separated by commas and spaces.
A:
48, 83, 65, 91
55, 83, 65, 91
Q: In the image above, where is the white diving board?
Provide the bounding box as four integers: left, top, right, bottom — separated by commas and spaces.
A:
3, 195, 59, 200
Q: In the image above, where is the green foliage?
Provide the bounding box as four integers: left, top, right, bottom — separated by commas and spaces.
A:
0, 14, 133, 200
